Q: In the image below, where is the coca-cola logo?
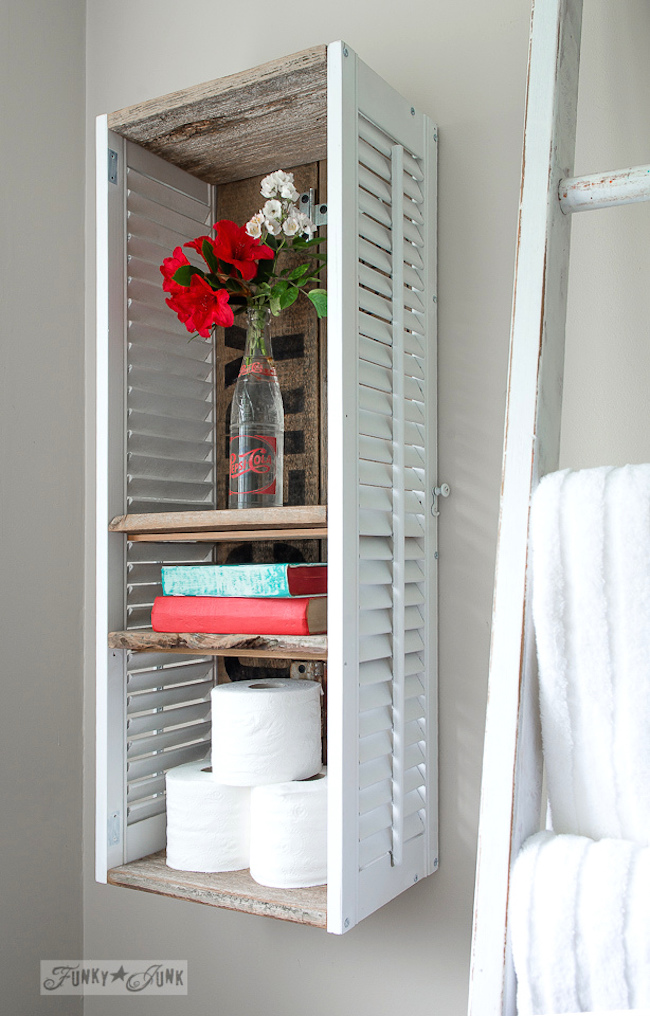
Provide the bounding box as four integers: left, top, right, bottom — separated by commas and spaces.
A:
230, 447, 272, 478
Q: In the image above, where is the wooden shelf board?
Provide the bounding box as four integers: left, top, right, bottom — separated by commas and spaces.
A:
108, 629, 328, 659
128, 527, 328, 543
108, 851, 327, 929
109, 505, 327, 536
107, 46, 327, 186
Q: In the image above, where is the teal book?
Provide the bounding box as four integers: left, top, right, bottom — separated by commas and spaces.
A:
161, 562, 327, 598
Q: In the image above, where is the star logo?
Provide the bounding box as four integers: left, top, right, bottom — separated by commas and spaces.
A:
110, 965, 128, 982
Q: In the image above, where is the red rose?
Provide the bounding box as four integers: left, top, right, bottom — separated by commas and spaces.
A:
160, 246, 190, 294
166, 275, 234, 336
212, 219, 273, 281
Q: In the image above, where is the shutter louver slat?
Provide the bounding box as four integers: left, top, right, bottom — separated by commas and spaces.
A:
127, 189, 211, 237
359, 535, 393, 560
358, 237, 392, 275
359, 779, 393, 815
127, 659, 213, 693
126, 700, 211, 740
359, 705, 393, 739
359, 609, 392, 638
359, 509, 392, 537
127, 167, 212, 221
359, 830, 392, 869
359, 263, 392, 299
359, 755, 393, 789
127, 721, 212, 760
127, 773, 166, 803
359, 312, 393, 346
127, 741, 208, 785
359, 658, 393, 686
359, 164, 392, 203
360, 682, 392, 711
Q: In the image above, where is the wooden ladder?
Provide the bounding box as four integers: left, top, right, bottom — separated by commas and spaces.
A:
468, 2, 650, 1014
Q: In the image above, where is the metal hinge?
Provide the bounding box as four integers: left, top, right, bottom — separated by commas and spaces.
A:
298, 189, 328, 228
107, 810, 121, 847
108, 149, 118, 185
432, 483, 451, 517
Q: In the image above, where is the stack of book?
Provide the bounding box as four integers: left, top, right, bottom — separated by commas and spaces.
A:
151, 562, 328, 636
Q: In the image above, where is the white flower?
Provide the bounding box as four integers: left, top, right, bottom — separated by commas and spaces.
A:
282, 212, 301, 237
264, 216, 282, 236
280, 181, 300, 202
263, 199, 282, 221
297, 211, 317, 236
260, 173, 280, 198
245, 212, 265, 239
260, 169, 296, 199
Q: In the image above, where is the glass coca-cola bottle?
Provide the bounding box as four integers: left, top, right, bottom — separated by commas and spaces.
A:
229, 307, 284, 508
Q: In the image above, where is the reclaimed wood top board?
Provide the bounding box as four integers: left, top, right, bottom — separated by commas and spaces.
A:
108, 851, 327, 928
107, 45, 328, 185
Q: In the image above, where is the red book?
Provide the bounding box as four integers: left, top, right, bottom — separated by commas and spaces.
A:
151, 595, 327, 636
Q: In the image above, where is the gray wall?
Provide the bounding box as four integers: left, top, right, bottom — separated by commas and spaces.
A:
0, 0, 640, 1014
0, 0, 85, 1012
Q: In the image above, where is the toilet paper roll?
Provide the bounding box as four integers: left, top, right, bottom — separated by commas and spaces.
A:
250, 769, 328, 888
165, 759, 250, 872
211, 678, 322, 786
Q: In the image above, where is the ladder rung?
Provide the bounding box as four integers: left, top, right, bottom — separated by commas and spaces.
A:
559, 164, 650, 213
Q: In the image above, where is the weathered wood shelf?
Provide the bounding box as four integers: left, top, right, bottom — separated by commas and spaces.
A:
108, 851, 327, 929
108, 629, 328, 659
107, 45, 327, 186
109, 505, 327, 540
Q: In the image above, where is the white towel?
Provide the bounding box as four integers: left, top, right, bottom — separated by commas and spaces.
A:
530, 465, 650, 843
510, 832, 650, 1015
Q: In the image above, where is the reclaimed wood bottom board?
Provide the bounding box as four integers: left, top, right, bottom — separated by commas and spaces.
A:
108, 630, 328, 659
108, 851, 327, 928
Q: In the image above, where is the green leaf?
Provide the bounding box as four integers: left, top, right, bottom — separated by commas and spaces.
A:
286, 263, 310, 281
280, 286, 300, 310
172, 265, 204, 286
269, 280, 289, 299
270, 294, 283, 316
201, 239, 219, 274
307, 288, 328, 318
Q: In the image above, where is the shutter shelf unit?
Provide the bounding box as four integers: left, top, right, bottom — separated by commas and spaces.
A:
97, 41, 439, 934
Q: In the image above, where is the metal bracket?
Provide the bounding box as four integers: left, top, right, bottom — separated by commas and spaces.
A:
108, 148, 118, 185
298, 189, 328, 228
289, 660, 325, 682
107, 810, 121, 847
432, 483, 451, 517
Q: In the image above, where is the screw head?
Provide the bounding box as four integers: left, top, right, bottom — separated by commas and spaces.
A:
410, 107, 416, 116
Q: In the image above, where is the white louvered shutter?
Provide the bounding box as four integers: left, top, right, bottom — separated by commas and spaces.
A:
96, 126, 217, 875
326, 42, 438, 933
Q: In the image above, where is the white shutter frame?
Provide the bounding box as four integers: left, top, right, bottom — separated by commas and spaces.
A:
327, 41, 438, 934
96, 123, 216, 878
96, 119, 128, 879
